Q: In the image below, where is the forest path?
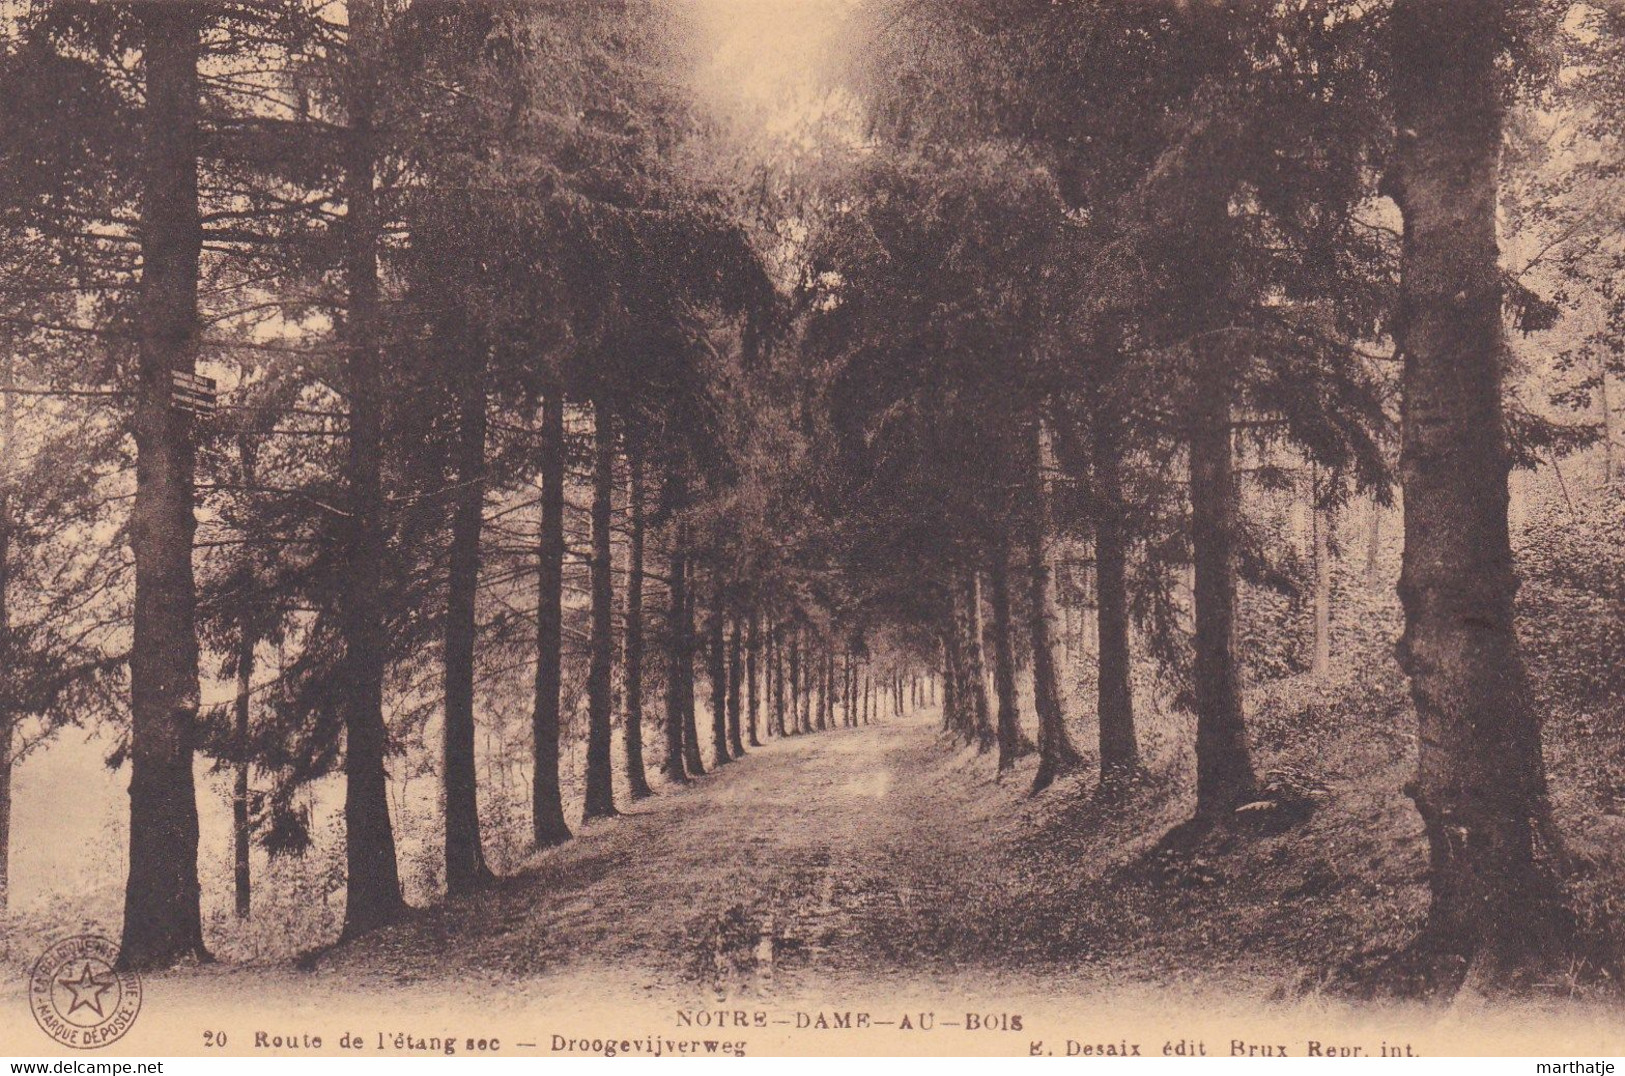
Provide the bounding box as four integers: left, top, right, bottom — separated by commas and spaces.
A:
310, 714, 1013, 1001
125, 710, 1130, 1043
98, 709, 1625, 1055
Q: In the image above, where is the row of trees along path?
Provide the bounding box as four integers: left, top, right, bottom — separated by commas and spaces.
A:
0, 0, 1621, 1002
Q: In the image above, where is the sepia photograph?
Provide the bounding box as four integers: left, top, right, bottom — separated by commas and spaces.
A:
0, 0, 1622, 1060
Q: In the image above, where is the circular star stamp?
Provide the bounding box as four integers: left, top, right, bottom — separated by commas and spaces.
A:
28, 935, 142, 1049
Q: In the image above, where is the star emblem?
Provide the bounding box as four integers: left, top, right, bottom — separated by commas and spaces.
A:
58, 962, 114, 1019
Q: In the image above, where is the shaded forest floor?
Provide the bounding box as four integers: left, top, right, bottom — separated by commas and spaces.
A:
102, 686, 1623, 1027
6, 671, 1623, 1056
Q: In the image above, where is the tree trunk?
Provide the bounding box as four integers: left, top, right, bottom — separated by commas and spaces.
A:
860, 662, 867, 725
788, 630, 801, 734
1311, 476, 1332, 679
771, 623, 787, 737
336, 0, 407, 940
583, 397, 617, 819
989, 538, 1026, 771
941, 606, 966, 737
232, 629, 253, 918
1095, 412, 1140, 780
814, 647, 826, 731
1391, 0, 1572, 983
962, 572, 994, 750
1189, 386, 1256, 818
680, 554, 705, 776
662, 522, 690, 785
807, 642, 819, 732
120, 3, 210, 969
532, 388, 573, 843
816, 647, 826, 728
800, 633, 814, 732
1029, 419, 1083, 792
832, 656, 845, 724
727, 617, 745, 757
858, 656, 871, 724
443, 333, 493, 893
787, 630, 801, 735
763, 620, 776, 738
745, 610, 762, 747
623, 447, 653, 798
708, 582, 731, 766
838, 655, 847, 725
844, 653, 855, 727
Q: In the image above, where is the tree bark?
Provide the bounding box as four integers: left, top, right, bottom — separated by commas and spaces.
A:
662, 522, 690, 785
844, 653, 856, 727
232, 628, 253, 917
1311, 478, 1333, 680
941, 607, 966, 737
623, 447, 653, 798
1095, 412, 1140, 780
727, 616, 745, 757
771, 622, 787, 737
787, 629, 801, 735
680, 553, 705, 776
583, 397, 618, 819
336, 0, 407, 940
745, 610, 762, 747
1391, 0, 1572, 983
443, 334, 493, 892
817, 647, 826, 728
962, 572, 994, 750
1029, 420, 1083, 792
708, 581, 731, 766
532, 388, 573, 843
800, 632, 814, 732
989, 537, 1026, 771
832, 656, 845, 724
120, 2, 210, 969
837, 654, 845, 726
815, 647, 827, 731
858, 656, 871, 724
1189, 385, 1256, 818
863, 663, 869, 725
763, 620, 776, 738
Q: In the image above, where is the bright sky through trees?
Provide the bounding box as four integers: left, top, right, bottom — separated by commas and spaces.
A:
686, 0, 860, 146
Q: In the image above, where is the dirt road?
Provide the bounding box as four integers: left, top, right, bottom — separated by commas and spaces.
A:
17, 714, 1624, 1057
318, 717, 1017, 999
